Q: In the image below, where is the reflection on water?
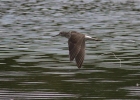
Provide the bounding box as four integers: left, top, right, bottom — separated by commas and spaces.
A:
0, 0, 140, 99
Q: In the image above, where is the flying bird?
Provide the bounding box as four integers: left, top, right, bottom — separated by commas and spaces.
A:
53, 31, 100, 68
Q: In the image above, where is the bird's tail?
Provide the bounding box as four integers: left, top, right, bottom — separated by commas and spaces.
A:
91, 37, 101, 41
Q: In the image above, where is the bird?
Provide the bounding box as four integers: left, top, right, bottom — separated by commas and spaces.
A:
53, 31, 100, 68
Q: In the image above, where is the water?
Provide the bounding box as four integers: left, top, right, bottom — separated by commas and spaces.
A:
0, 0, 140, 99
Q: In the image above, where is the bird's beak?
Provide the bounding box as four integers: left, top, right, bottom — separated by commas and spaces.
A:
52, 34, 59, 37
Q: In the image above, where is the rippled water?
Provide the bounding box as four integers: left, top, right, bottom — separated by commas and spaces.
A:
0, 0, 140, 99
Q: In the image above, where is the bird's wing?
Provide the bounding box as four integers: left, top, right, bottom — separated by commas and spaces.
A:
68, 34, 85, 61
75, 38, 85, 68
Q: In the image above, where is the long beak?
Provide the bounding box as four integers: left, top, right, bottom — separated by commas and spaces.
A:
52, 34, 59, 37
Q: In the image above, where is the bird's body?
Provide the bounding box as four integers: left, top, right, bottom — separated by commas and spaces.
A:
68, 31, 85, 68
53, 31, 100, 68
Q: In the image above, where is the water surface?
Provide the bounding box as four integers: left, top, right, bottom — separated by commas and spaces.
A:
0, 0, 140, 99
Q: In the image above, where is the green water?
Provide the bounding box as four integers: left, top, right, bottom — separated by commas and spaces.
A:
0, 0, 140, 99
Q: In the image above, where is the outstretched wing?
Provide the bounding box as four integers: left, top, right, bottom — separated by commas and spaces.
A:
75, 38, 85, 68
68, 31, 85, 62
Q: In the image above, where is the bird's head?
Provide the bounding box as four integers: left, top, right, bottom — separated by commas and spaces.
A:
53, 31, 70, 38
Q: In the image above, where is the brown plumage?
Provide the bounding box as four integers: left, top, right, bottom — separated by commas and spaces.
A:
53, 31, 100, 68
68, 31, 85, 68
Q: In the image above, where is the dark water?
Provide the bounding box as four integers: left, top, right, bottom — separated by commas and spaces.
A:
0, 0, 140, 99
